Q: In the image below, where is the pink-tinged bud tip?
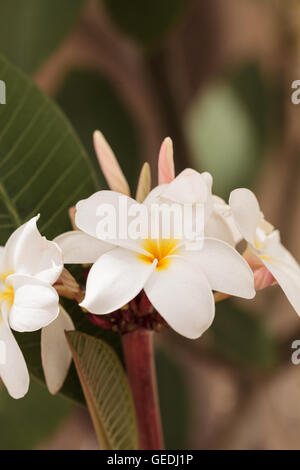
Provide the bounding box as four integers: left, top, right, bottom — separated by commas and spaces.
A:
158, 137, 175, 185
93, 130, 130, 196
254, 266, 277, 291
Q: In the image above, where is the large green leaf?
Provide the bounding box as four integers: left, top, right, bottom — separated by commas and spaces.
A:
0, 53, 97, 242
102, 0, 188, 48
0, 380, 71, 450
67, 331, 138, 450
0, 0, 85, 74
0, 53, 122, 402
17, 295, 122, 405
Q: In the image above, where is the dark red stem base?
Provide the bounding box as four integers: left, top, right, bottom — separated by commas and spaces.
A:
122, 328, 164, 450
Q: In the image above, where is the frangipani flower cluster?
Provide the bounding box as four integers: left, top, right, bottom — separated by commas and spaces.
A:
1, 131, 300, 400
56, 132, 300, 339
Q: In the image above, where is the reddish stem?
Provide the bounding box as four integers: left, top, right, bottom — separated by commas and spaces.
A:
122, 328, 164, 450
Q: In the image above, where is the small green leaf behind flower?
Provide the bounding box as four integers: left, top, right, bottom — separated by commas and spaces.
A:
66, 331, 138, 450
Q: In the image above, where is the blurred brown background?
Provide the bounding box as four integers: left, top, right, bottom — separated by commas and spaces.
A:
0, 0, 300, 450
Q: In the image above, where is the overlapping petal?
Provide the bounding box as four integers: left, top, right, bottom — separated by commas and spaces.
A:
81, 247, 156, 315
75, 190, 146, 253
0, 303, 29, 399
229, 188, 261, 244
205, 212, 236, 246
8, 274, 59, 332
54, 230, 113, 264
207, 195, 243, 246
41, 306, 74, 395
262, 257, 300, 316
3, 216, 63, 284
183, 238, 255, 299
144, 256, 215, 339
159, 169, 213, 222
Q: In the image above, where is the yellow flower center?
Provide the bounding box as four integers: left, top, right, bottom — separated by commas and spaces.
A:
254, 238, 261, 250
138, 238, 180, 270
0, 270, 14, 311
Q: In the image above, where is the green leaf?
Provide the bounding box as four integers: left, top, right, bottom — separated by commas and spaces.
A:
0, 379, 71, 450
56, 69, 141, 190
210, 301, 278, 370
102, 0, 188, 48
66, 331, 138, 450
15, 296, 122, 405
0, 53, 97, 242
0, 53, 122, 403
0, 0, 85, 74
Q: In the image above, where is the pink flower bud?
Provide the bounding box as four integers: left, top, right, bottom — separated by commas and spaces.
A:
158, 137, 175, 184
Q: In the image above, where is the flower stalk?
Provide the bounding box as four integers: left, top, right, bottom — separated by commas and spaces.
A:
122, 328, 164, 450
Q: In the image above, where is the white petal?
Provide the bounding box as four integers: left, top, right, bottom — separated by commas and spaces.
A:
229, 188, 261, 245
0, 303, 29, 399
81, 247, 156, 314
159, 169, 213, 222
202, 172, 213, 189
8, 274, 59, 332
53, 230, 113, 264
143, 184, 167, 206
75, 190, 145, 252
183, 238, 255, 299
144, 256, 215, 339
211, 195, 243, 245
41, 306, 74, 395
3, 216, 63, 284
205, 212, 236, 246
161, 168, 210, 204
261, 245, 300, 316
265, 233, 300, 270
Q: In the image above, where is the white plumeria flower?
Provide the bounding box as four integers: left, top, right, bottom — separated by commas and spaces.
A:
229, 188, 300, 315
55, 172, 255, 339
0, 216, 63, 398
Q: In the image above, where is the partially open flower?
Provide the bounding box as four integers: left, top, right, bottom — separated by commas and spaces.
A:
0, 216, 63, 398
229, 188, 300, 315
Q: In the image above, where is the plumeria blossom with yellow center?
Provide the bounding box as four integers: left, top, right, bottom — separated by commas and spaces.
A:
0, 216, 63, 399
228, 188, 300, 315
55, 181, 255, 340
